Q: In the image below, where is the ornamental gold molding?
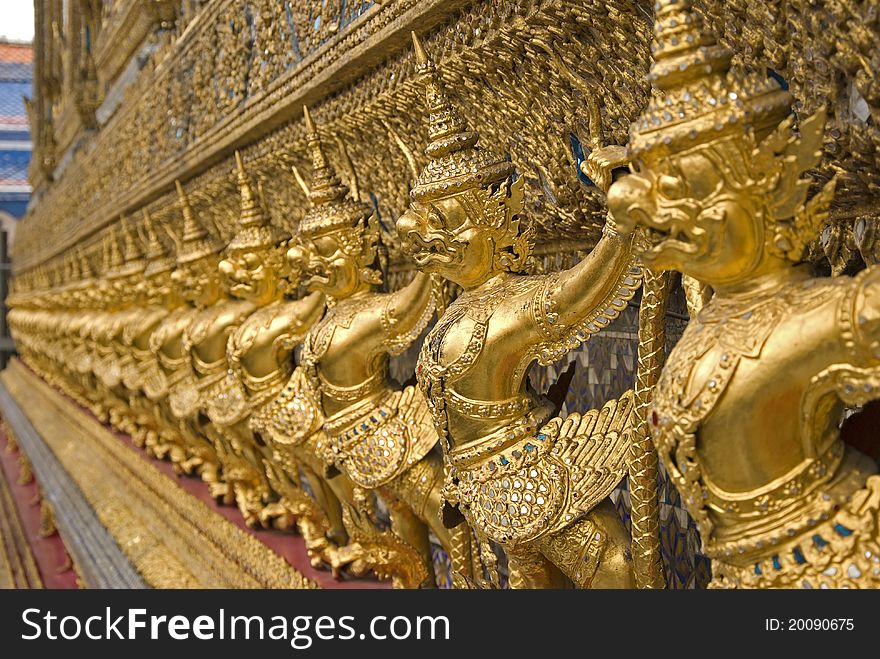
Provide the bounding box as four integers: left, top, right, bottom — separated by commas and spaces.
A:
1, 361, 318, 589
17, 0, 475, 272
93, 0, 177, 92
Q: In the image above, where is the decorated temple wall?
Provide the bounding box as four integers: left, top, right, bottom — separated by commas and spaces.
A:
16, 1, 880, 277
9, 0, 880, 590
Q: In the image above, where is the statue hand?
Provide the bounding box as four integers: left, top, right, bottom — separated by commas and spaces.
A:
581, 145, 629, 194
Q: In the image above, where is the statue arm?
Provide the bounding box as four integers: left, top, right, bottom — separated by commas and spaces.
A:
271, 292, 326, 361
380, 271, 439, 356
848, 264, 880, 366
280, 291, 326, 347
530, 228, 641, 364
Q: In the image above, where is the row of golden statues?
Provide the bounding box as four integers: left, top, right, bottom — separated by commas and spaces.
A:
7, 1, 880, 588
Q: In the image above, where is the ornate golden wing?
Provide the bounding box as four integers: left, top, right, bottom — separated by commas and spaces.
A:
541, 389, 634, 521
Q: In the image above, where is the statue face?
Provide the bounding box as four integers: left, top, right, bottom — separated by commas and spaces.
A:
608, 148, 764, 287
98, 277, 123, 308
289, 230, 361, 299
144, 269, 175, 306
130, 274, 148, 303
397, 195, 497, 289
172, 256, 222, 307
218, 245, 281, 305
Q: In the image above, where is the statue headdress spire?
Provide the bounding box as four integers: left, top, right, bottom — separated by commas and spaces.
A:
116, 215, 146, 277
225, 151, 288, 251
297, 106, 372, 237
79, 247, 94, 280
107, 223, 125, 273
174, 179, 222, 264
142, 208, 176, 277
409, 31, 514, 202
628, 0, 835, 261
629, 0, 791, 160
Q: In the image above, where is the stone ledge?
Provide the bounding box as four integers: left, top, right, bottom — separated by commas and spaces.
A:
0, 360, 319, 588
0, 370, 145, 588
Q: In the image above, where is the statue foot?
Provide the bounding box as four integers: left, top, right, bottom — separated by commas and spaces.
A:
130, 427, 147, 448
208, 480, 231, 502
258, 501, 296, 531
328, 540, 429, 588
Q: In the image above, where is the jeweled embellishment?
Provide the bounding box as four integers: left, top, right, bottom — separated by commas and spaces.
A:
252, 366, 320, 445
458, 449, 564, 545
205, 371, 248, 426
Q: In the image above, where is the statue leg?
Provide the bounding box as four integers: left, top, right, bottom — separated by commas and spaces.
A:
278, 441, 349, 546
383, 493, 437, 588
299, 464, 347, 546
506, 543, 566, 588
180, 416, 227, 500
204, 421, 267, 526
536, 499, 635, 588
388, 454, 474, 583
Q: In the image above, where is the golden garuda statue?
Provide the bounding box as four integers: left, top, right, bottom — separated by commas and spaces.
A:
398, 32, 643, 588
607, 0, 879, 588
206, 151, 336, 551
172, 176, 278, 526
258, 105, 464, 587
93, 222, 144, 433
148, 182, 224, 489
123, 210, 186, 460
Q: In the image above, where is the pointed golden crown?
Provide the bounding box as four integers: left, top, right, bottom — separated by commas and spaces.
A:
629, 0, 791, 160
79, 248, 95, 281
65, 251, 79, 283
142, 209, 176, 277
410, 31, 514, 202
175, 179, 222, 264
113, 215, 146, 277
106, 224, 125, 275
225, 151, 288, 251
101, 232, 111, 273
297, 106, 372, 237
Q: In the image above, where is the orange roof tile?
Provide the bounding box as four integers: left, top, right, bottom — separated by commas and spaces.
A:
0, 42, 33, 65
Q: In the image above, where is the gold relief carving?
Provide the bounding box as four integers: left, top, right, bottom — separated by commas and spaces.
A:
93, 1, 177, 91
18, 0, 653, 273
20, 0, 880, 280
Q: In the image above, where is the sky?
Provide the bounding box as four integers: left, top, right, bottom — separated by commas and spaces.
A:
1, 3, 35, 43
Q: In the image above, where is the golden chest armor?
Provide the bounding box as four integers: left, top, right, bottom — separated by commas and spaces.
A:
418, 279, 634, 547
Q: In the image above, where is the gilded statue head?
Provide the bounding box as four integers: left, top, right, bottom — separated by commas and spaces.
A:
607, 0, 835, 290
287, 106, 383, 301
66, 247, 98, 310
99, 224, 129, 308
141, 209, 179, 307
396, 32, 533, 290
169, 180, 224, 308
218, 151, 291, 306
